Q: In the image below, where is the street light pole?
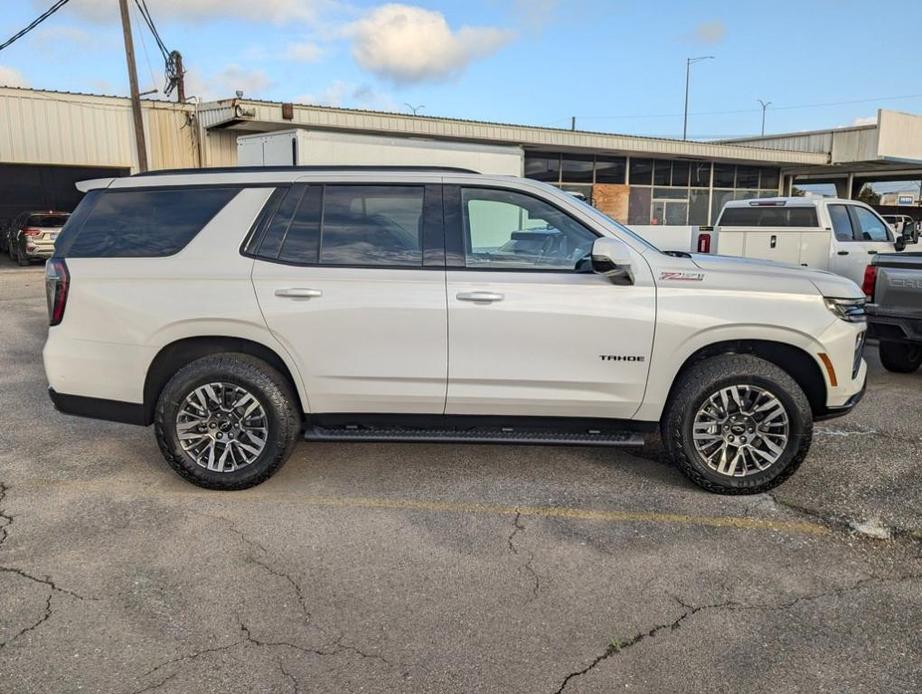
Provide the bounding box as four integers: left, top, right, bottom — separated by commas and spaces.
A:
757, 99, 772, 136
404, 103, 425, 116
683, 56, 714, 141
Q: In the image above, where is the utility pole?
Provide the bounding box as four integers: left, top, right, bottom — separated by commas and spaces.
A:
118, 0, 148, 171
571, 116, 576, 131
683, 56, 714, 141
757, 99, 772, 136
173, 51, 186, 103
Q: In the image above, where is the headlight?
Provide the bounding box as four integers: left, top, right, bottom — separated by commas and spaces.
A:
824, 297, 866, 322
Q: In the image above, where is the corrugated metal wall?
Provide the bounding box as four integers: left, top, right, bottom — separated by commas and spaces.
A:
0, 87, 197, 172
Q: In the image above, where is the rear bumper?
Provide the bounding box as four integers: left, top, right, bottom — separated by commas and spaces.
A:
48, 388, 146, 426
867, 314, 922, 344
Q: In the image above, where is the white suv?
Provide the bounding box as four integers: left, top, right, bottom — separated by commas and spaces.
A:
43, 167, 868, 494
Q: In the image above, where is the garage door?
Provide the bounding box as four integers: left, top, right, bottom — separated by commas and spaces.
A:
0, 163, 130, 231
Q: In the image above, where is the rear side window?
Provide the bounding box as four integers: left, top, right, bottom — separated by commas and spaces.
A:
59, 188, 239, 258
251, 184, 424, 267
828, 204, 855, 241
718, 206, 818, 227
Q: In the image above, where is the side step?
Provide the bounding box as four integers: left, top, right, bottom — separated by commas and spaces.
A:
304, 425, 646, 447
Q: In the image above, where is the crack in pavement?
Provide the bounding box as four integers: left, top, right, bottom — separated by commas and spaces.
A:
507, 510, 541, 604
189, 510, 312, 623
276, 655, 301, 694
551, 572, 922, 693
0, 483, 95, 652
131, 617, 396, 693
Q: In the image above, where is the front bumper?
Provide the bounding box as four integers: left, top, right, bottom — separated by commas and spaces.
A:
815, 378, 866, 421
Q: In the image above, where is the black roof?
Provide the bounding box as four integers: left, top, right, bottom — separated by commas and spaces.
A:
133, 165, 479, 177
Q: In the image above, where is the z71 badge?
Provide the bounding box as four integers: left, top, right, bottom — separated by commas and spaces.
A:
660, 271, 705, 281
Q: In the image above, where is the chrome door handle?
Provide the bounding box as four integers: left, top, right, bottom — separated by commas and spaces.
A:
456, 291, 504, 303
275, 288, 323, 298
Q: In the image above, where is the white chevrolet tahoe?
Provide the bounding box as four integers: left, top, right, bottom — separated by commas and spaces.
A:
43, 167, 868, 494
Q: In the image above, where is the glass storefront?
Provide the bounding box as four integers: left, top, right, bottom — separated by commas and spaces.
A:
523, 151, 781, 226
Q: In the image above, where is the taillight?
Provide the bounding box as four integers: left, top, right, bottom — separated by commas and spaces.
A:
697, 233, 711, 253
862, 265, 877, 300
22, 227, 42, 237
45, 259, 70, 326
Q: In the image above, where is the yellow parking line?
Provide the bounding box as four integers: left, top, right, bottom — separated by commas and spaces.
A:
32, 479, 830, 536
261, 494, 831, 536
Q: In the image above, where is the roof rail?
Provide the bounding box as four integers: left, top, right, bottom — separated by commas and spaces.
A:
132, 165, 480, 177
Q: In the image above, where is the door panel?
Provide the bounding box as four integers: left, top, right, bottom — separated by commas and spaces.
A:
444, 185, 655, 419
250, 182, 448, 414
446, 270, 655, 418
253, 265, 447, 413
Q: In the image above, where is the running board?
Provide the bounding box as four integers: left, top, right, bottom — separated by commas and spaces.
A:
304, 425, 646, 446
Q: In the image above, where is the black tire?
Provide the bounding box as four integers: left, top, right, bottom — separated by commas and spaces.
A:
662, 354, 813, 495
879, 341, 922, 374
154, 353, 301, 490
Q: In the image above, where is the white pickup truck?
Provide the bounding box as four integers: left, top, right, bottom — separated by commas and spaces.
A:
705, 197, 915, 287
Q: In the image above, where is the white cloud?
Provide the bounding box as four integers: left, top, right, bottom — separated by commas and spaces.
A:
346, 4, 514, 84
50, 0, 328, 23
689, 20, 726, 45
0, 65, 29, 88
851, 115, 877, 126
285, 42, 324, 62
184, 64, 273, 100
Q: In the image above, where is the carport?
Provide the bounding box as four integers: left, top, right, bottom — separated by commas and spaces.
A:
0, 163, 129, 230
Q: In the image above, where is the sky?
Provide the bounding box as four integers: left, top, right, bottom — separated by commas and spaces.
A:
2, 0, 922, 140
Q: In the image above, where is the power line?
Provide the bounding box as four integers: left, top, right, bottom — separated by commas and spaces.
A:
0, 0, 72, 52
132, 0, 184, 99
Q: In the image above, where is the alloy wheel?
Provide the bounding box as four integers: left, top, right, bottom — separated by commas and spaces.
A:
692, 384, 789, 477
175, 382, 269, 472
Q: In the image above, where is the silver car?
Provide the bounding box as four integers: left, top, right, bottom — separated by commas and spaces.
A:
7, 211, 69, 266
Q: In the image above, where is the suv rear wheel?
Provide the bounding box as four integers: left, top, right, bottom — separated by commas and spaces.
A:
662, 354, 813, 494
154, 353, 301, 489
878, 341, 922, 373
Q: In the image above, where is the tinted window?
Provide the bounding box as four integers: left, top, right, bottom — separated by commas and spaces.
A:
829, 204, 855, 242
461, 188, 596, 270
736, 166, 760, 188
320, 186, 423, 266
62, 188, 239, 258
594, 156, 626, 184
718, 206, 818, 227
713, 164, 735, 188
653, 160, 671, 186
256, 186, 303, 258
852, 206, 890, 242
26, 214, 68, 227
629, 159, 653, 185
671, 161, 690, 187
524, 152, 560, 182
561, 155, 594, 183
278, 186, 322, 263
690, 162, 711, 187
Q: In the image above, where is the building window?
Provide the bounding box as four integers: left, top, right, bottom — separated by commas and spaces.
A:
595, 156, 626, 184
523, 152, 561, 183
560, 155, 595, 183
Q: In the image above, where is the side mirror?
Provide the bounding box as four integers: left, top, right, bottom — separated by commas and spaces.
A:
591, 237, 634, 285
895, 235, 907, 252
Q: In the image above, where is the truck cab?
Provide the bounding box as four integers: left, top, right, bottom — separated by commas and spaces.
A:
712, 197, 914, 287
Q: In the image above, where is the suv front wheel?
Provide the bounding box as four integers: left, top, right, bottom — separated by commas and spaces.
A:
154, 353, 301, 489
662, 354, 813, 494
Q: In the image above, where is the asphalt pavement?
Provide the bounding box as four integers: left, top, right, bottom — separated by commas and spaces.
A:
1, 257, 920, 693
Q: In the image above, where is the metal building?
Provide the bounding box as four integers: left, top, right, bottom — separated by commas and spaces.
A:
3, 85, 922, 228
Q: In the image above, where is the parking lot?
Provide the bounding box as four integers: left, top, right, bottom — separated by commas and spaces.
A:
1, 256, 920, 693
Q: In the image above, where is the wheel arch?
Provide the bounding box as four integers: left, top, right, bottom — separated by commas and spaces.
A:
663, 339, 828, 418
143, 336, 306, 425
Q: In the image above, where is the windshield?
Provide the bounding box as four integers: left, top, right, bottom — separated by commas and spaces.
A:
565, 193, 662, 253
